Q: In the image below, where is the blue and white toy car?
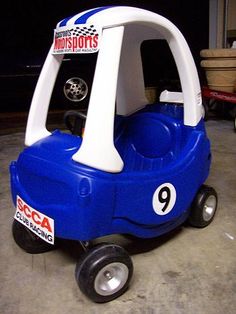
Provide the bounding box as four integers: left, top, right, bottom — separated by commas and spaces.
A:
10, 6, 218, 303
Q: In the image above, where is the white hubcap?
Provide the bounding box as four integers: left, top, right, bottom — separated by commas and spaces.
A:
203, 195, 217, 221
94, 262, 129, 296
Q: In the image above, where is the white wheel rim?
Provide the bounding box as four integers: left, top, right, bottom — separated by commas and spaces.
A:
94, 262, 129, 296
203, 195, 217, 222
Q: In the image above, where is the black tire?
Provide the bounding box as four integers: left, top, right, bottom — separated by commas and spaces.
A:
12, 219, 57, 254
188, 185, 218, 228
75, 243, 133, 303
234, 115, 236, 133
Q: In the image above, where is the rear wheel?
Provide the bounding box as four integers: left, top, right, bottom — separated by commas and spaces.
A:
12, 220, 57, 254
188, 185, 218, 228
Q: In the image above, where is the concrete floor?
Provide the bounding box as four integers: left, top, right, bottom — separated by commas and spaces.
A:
0, 120, 236, 314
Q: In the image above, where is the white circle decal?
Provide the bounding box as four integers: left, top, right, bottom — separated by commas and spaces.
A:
152, 183, 176, 215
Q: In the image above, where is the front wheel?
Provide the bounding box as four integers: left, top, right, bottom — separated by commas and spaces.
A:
12, 220, 57, 254
188, 185, 218, 228
75, 243, 133, 303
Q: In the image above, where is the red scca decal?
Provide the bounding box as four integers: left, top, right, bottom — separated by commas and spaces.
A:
14, 196, 54, 244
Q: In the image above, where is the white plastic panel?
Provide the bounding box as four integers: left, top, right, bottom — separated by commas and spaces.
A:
72, 27, 124, 173
25, 46, 63, 146
160, 90, 184, 103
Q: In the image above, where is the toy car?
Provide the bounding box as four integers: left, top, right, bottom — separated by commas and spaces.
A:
10, 6, 218, 303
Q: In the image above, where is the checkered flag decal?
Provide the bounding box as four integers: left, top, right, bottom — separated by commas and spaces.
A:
71, 25, 98, 36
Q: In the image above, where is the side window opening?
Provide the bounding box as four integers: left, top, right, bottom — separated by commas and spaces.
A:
141, 39, 180, 104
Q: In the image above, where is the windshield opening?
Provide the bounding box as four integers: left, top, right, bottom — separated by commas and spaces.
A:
46, 52, 98, 135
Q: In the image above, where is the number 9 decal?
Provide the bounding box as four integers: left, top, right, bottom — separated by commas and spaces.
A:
152, 183, 176, 215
